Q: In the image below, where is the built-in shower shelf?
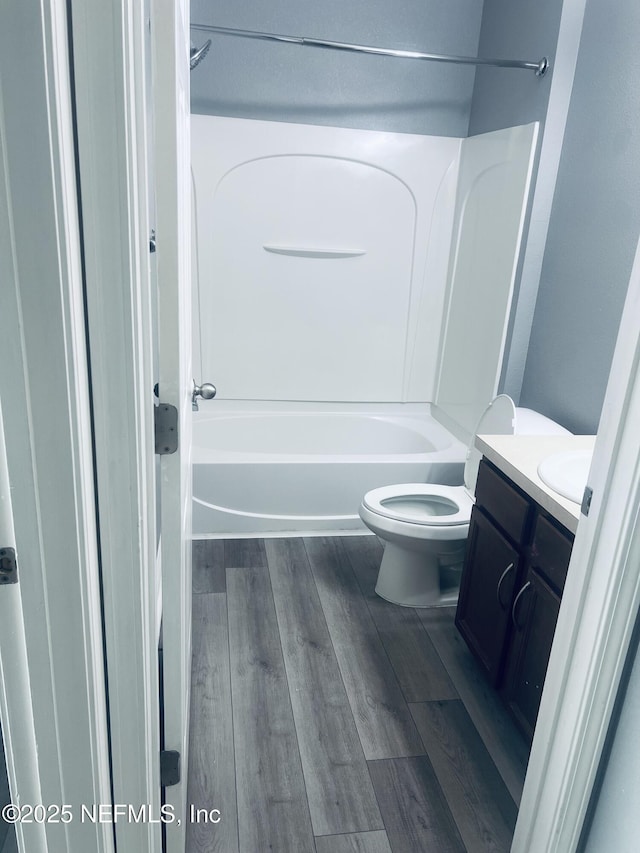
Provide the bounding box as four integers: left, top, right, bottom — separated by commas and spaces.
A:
262, 244, 366, 259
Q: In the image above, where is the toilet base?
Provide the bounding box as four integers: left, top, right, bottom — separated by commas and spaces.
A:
374, 541, 463, 608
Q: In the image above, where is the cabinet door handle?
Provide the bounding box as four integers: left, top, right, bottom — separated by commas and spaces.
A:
512, 581, 532, 630
496, 562, 515, 610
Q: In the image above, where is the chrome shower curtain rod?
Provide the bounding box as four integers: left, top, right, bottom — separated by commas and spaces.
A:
190, 22, 549, 76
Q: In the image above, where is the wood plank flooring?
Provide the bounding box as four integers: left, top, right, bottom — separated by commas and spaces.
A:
187, 536, 526, 853
0, 724, 12, 853
0, 830, 16, 853
265, 538, 383, 836
186, 594, 237, 853
227, 565, 315, 853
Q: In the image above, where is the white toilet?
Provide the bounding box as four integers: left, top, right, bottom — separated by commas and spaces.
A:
359, 395, 570, 608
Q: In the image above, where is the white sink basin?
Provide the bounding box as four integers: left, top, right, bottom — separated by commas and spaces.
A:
538, 449, 593, 504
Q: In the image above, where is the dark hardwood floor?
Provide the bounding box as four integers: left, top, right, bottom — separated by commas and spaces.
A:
0, 724, 15, 853
186, 535, 526, 853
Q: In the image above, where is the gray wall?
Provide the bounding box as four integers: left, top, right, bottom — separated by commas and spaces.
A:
190, 0, 483, 136
468, 0, 564, 135
519, 0, 640, 434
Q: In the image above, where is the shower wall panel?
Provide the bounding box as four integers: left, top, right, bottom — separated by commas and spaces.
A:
192, 115, 460, 403
435, 122, 539, 438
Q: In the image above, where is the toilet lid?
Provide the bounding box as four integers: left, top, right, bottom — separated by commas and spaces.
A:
463, 394, 516, 493
363, 483, 473, 526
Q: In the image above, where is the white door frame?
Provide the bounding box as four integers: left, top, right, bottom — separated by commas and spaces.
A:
3, 2, 640, 853
0, 1, 113, 852
513, 237, 640, 851
0, 404, 46, 853
70, 1, 194, 851
68, 1, 163, 851
152, 1, 194, 850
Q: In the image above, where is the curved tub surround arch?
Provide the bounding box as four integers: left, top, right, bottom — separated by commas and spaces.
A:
191, 114, 462, 404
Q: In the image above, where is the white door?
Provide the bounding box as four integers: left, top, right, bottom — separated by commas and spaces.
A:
153, 2, 193, 850
68, 0, 194, 849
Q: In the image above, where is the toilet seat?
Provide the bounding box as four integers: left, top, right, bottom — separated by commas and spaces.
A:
363, 483, 473, 527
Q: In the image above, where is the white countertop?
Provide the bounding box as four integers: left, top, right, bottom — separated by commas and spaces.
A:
475, 434, 597, 534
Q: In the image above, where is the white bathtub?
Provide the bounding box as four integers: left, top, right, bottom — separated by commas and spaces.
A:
192, 403, 467, 537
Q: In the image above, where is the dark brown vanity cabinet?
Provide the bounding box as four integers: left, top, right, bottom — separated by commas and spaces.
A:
455, 458, 574, 742
503, 566, 561, 741
455, 509, 520, 687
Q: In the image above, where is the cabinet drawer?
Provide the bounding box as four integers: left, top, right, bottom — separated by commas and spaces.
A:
475, 459, 532, 547
530, 512, 574, 595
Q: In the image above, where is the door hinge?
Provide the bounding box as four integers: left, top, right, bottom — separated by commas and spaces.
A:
160, 750, 181, 787
581, 485, 593, 517
0, 547, 18, 585
154, 403, 178, 455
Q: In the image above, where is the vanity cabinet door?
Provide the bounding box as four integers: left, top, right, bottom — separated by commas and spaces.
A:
503, 568, 561, 743
455, 507, 519, 687
530, 511, 573, 595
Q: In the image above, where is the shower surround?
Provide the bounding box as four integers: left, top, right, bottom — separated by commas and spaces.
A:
191, 115, 537, 536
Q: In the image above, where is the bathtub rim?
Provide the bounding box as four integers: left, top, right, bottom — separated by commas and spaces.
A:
192, 400, 467, 464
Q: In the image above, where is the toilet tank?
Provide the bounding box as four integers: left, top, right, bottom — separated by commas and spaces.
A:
464, 396, 571, 494
515, 407, 572, 436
